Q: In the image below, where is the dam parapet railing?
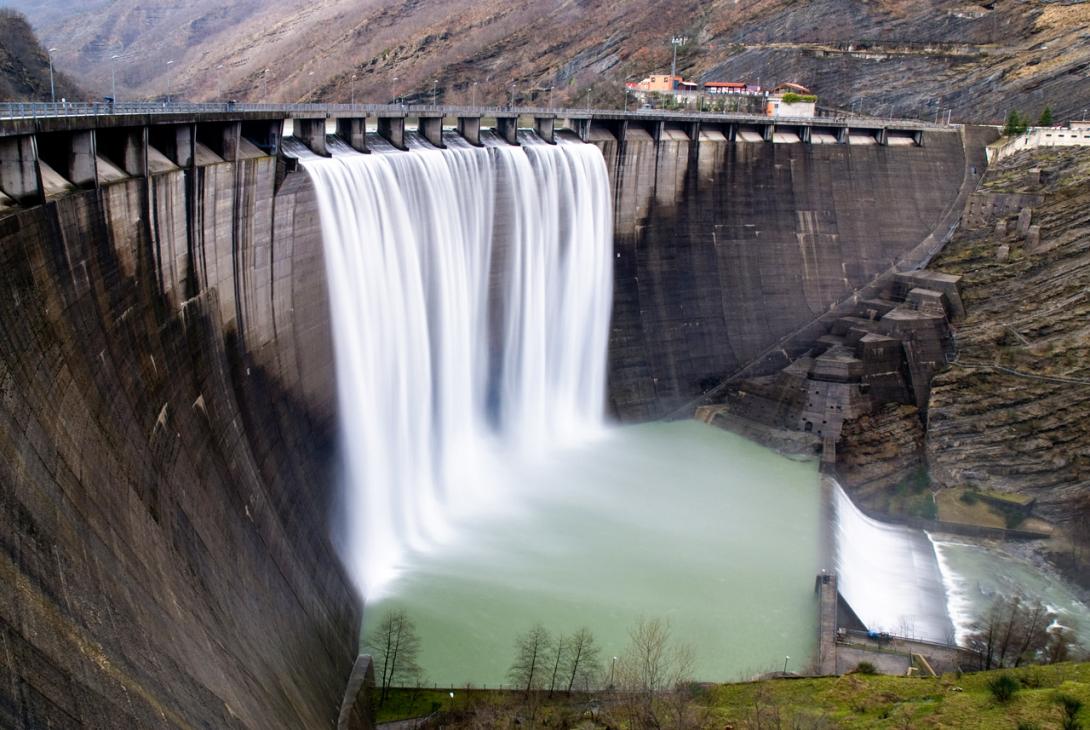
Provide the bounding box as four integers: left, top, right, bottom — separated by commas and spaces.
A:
0, 99, 959, 212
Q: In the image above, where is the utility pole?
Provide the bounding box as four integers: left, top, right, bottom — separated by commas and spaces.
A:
48, 48, 57, 103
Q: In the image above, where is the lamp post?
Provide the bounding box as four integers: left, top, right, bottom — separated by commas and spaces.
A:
585, 89, 591, 111
608, 656, 618, 689
110, 54, 120, 101
432, 78, 438, 107
783, 656, 790, 674
351, 74, 357, 106
670, 36, 688, 86
165, 59, 174, 104
262, 67, 268, 100
547, 85, 553, 110
215, 64, 224, 99
48, 48, 57, 103
392, 77, 399, 106
471, 81, 478, 107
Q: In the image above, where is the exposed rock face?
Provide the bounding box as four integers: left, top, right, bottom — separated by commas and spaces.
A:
9, 0, 1090, 122
0, 9, 82, 101
926, 148, 1090, 521
0, 149, 355, 728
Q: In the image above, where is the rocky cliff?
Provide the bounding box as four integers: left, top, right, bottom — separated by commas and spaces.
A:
0, 9, 82, 101
8, 0, 1090, 122
926, 147, 1090, 523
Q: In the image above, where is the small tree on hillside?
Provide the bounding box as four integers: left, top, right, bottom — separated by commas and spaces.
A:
365, 608, 422, 704
1005, 110, 1028, 136
1039, 107, 1054, 127
508, 624, 552, 696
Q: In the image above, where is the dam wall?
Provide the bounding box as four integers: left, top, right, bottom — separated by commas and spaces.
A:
591, 125, 972, 420
0, 125, 352, 728
0, 108, 973, 728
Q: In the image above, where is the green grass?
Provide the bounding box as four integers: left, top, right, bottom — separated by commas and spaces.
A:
377, 663, 1090, 728
706, 663, 1090, 729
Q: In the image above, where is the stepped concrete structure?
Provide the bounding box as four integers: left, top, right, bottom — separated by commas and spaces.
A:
0, 102, 988, 728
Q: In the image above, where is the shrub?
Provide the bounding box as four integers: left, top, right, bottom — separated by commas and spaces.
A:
988, 674, 1020, 703
1056, 693, 1083, 730
854, 661, 877, 675
959, 490, 980, 505
781, 92, 817, 104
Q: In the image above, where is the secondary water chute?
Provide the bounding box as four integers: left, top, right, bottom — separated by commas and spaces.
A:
832, 481, 955, 644
301, 133, 613, 597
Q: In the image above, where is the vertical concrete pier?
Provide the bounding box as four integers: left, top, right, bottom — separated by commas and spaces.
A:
417, 114, 445, 148
816, 573, 839, 675
0, 134, 42, 204
294, 117, 329, 157
377, 115, 407, 150
335, 117, 369, 153
533, 115, 556, 144
456, 116, 482, 146
494, 114, 520, 145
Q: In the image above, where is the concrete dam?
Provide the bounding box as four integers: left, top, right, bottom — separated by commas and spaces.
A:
0, 105, 979, 727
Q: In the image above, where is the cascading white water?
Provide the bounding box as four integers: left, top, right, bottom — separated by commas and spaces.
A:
300, 132, 613, 597
832, 482, 955, 643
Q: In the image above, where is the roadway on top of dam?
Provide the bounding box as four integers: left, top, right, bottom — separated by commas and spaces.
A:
0, 100, 955, 137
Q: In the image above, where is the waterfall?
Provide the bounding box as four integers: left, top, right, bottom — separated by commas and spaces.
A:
832, 482, 955, 644
300, 132, 613, 597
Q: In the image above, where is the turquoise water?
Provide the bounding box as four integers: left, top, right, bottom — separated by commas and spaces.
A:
362, 421, 822, 686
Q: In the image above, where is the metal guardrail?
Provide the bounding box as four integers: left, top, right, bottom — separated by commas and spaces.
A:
0, 100, 955, 131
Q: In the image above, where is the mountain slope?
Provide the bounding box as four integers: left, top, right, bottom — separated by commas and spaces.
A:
8, 0, 1090, 121
0, 9, 83, 101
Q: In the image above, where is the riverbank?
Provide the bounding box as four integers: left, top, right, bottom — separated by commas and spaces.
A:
376, 661, 1090, 728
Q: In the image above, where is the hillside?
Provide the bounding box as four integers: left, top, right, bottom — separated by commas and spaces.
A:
6, 0, 1090, 121
0, 9, 83, 101
926, 146, 1090, 548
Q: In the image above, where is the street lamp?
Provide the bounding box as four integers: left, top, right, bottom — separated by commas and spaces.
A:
392, 76, 399, 106
351, 74, 358, 106
783, 656, 790, 674
215, 64, 224, 99
585, 89, 591, 111
471, 81, 478, 107
608, 656, 618, 689
670, 35, 688, 84
262, 67, 268, 100
165, 59, 174, 104
48, 48, 57, 103
432, 78, 438, 107
110, 54, 121, 101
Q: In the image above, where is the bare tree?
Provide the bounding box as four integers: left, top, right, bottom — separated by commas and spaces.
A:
508, 624, 552, 696
547, 633, 567, 697
965, 594, 1059, 669
564, 627, 603, 694
616, 617, 697, 729
364, 608, 422, 704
